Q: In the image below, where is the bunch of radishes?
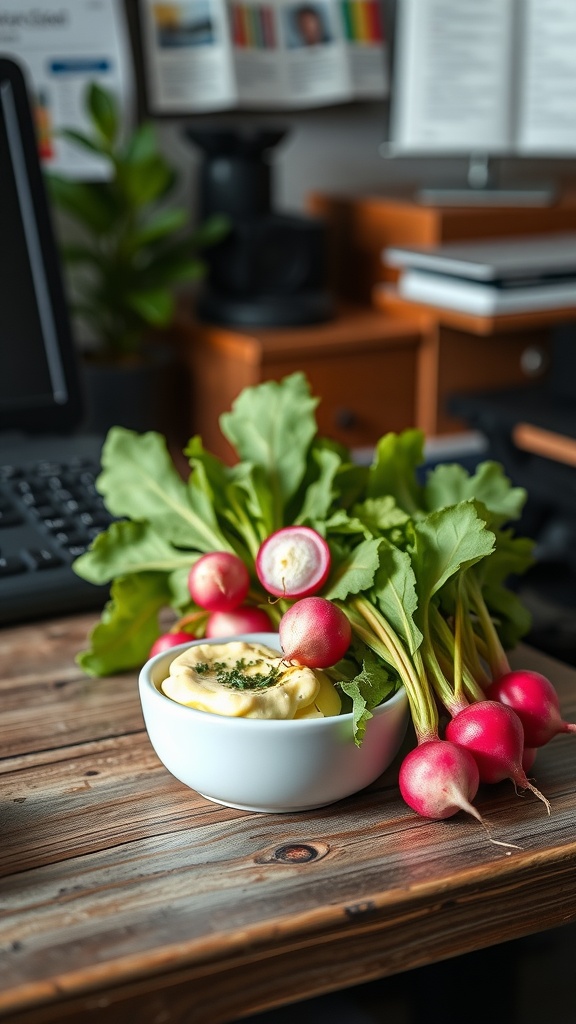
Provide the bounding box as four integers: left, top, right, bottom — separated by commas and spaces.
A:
150, 520, 575, 831
150, 525, 350, 662
150, 550, 274, 656
398, 665, 576, 825
263, 527, 575, 826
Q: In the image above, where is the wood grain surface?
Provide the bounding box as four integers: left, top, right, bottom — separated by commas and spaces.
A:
2, 614, 576, 1024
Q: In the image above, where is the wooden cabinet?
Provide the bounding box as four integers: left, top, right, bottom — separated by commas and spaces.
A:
176, 305, 423, 463
375, 292, 556, 435
175, 194, 576, 453
305, 191, 576, 435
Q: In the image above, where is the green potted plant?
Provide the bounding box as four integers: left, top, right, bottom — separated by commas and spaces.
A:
47, 81, 227, 434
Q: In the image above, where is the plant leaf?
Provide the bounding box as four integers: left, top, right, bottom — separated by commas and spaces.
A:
367, 428, 425, 515
185, 436, 246, 555
411, 501, 495, 605
73, 520, 193, 585
60, 128, 106, 157
96, 427, 230, 551
76, 572, 171, 676
336, 644, 397, 746
126, 288, 174, 326
219, 372, 318, 528
123, 121, 158, 164
351, 496, 410, 535
119, 154, 173, 205
373, 539, 423, 655
294, 445, 343, 525
325, 538, 382, 601
483, 582, 533, 648
191, 213, 231, 247
47, 175, 118, 234
424, 460, 527, 524
132, 207, 188, 247
87, 82, 118, 145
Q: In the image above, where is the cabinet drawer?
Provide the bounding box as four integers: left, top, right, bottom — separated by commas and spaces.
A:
262, 344, 418, 450
180, 306, 423, 463
433, 328, 552, 435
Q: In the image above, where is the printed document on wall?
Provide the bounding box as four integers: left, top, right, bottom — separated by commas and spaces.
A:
139, 0, 237, 112
139, 0, 388, 112
0, 0, 132, 178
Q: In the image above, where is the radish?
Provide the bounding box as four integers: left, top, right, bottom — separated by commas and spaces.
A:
399, 739, 482, 822
486, 669, 576, 748
522, 747, 537, 773
256, 526, 331, 599
205, 604, 273, 638
149, 631, 195, 657
188, 551, 250, 613
445, 700, 551, 813
279, 596, 351, 668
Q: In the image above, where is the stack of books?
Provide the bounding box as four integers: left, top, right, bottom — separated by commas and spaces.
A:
383, 232, 576, 316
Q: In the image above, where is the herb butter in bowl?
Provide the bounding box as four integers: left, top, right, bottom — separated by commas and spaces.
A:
139, 633, 409, 812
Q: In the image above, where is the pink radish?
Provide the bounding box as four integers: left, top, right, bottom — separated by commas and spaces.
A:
486, 669, 576, 748
149, 631, 195, 657
445, 700, 550, 813
188, 551, 250, 613
256, 526, 331, 598
279, 596, 351, 668
205, 604, 273, 637
399, 739, 482, 822
522, 747, 537, 773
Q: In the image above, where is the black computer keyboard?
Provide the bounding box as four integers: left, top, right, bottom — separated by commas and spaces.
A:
0, 454, 115, 624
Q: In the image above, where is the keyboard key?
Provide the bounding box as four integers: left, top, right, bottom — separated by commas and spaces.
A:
0, 508, 23, 527
43, 516, 72, 531
67, 545, 88, 558
25, 548, 64, 570
0, 465, 21, 480
54, 530, 87, 546
0, 554, 27, 575
34, 461, 64, 476
14, 480, 33, 495
79, 510, 111, 528
33, 503, 59, 519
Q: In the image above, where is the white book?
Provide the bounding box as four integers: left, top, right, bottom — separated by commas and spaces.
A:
388, 0, 576, 156
397, 268, 576, 316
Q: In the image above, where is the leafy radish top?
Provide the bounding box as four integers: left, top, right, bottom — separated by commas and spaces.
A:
73, 370, 550, 821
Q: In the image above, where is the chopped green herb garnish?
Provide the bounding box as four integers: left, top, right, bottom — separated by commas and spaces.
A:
194, 658, 283, 690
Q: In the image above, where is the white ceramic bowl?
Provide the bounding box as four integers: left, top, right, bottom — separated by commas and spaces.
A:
138, 632, 409, 813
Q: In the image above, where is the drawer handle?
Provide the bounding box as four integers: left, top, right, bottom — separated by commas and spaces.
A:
520, 346, 548, 377
335, 407, 357, 430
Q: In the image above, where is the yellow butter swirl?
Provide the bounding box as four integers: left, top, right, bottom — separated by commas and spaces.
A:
160, 640, 341, 720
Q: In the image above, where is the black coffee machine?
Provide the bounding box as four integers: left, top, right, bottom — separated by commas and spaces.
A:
185, 126, 334, 328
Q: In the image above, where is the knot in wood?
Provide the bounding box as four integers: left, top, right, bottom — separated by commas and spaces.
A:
254, 840, 330, 865
273, 843, 319, 863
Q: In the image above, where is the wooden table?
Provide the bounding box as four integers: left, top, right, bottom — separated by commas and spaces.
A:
2, 613, 576, 1024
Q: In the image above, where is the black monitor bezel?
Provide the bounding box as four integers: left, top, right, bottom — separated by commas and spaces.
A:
0, 55, 83, 436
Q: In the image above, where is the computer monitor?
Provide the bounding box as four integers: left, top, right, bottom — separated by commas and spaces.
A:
0, 55, 83, 435
381, 0, 576, 205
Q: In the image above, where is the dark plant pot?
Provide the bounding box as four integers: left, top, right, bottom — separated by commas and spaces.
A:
80, 345, 181, 438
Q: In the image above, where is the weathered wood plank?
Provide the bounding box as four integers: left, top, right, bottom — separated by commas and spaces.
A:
1, 618, 576, 1024
0, 614, 143, 757
1, 733, 576, 1009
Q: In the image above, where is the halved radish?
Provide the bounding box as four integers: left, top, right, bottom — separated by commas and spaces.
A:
256, 526, 331, 598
